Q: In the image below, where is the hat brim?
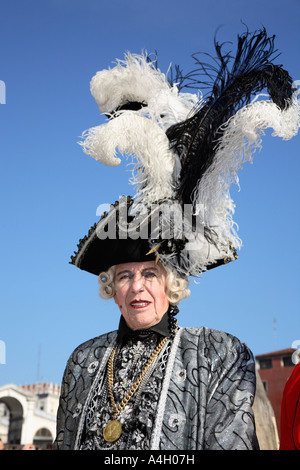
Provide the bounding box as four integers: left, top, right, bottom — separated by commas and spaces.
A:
70, 196, 238, 277
70, 197, 157, 275
71, 235, 155, 275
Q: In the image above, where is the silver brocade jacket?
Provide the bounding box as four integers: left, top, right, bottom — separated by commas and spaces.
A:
53, 327, 259, 450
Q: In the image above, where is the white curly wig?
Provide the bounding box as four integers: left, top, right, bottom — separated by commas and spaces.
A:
98, 262, 190, 305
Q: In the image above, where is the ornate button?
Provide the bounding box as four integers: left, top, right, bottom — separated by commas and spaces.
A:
176, 369, 186, 382
87, 360, 99, 374
168, 413, 183, 428
72, 403, 82, 418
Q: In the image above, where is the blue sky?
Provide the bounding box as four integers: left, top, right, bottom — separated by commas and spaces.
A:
0, 0, 299, 386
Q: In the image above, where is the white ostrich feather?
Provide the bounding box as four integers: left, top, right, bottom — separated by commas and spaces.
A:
79, 52, 201, 204
90, 52, 198, 123
79, 112, 176, 203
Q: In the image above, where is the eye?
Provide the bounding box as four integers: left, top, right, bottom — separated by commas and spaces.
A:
116, 272, 133, 281
143, 270, 157, 279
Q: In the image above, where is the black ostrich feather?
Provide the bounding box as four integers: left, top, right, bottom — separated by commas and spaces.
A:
166, 28, 294, 208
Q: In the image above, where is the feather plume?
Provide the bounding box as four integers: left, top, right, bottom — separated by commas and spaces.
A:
166, 28, 295, 208
80, 52, 199, 205
76, 30, 300, 277
79, 113, 176, 203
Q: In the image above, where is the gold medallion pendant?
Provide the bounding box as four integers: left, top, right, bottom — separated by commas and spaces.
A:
103, 419, 122, 443
104, 337, 167, 444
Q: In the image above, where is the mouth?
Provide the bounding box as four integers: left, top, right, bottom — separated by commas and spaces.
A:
130, 300, 151, 309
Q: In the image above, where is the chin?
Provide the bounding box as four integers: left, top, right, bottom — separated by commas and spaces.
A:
127, 312, 158, 331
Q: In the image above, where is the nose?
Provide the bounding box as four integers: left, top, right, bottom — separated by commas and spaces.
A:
130, 273, 144, 293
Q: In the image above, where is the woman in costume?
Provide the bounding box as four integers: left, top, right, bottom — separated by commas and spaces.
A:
55, 254, 258, 450
54, 29, 300, 450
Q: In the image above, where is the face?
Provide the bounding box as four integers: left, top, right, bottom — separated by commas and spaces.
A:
113, 261, 169, 330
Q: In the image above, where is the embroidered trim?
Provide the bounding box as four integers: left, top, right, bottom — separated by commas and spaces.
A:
74, 332, 118, 450
150, 327, 182, 450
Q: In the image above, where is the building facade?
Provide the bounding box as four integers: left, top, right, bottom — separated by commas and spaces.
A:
0, 383, 60, 449
256, 348, 296, 436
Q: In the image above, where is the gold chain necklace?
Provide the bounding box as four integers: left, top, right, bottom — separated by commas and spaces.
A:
103, 336, 168, 443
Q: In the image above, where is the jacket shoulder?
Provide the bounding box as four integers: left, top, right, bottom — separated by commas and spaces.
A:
67, 330, 117, 369
179, 326, 254, 365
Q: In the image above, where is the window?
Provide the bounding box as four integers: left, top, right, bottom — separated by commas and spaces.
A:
282, 355, 293, 367
259, 358, 273, 369
35, 428, 52, 437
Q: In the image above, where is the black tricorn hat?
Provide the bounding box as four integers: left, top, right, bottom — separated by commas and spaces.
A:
71, 29, 297, 278
70, 196, 238, 276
